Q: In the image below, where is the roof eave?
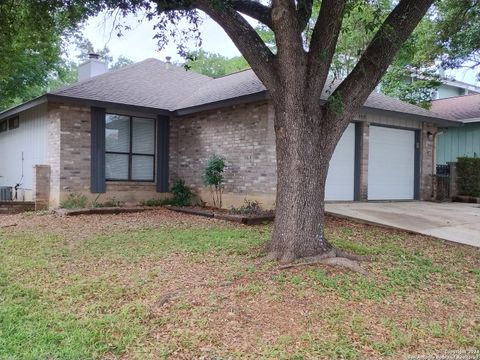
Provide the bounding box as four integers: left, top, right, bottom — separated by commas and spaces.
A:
360, 106, 461, 127
46, 94, 173, 116
0, 94, 173, 120
0, 95, 48, 120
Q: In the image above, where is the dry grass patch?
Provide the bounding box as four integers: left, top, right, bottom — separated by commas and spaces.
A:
0, 209, 478, 359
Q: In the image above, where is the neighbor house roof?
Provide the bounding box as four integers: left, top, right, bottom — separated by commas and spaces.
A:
431, 94, 480, 123
440, 78, 480, 94
0, 58, 458, 126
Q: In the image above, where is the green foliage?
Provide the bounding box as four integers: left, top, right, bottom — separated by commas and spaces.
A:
203, 155, 226, 187
381, 69, 442, 109
456, 157, 480, 197
185, 49, 249, 78
230, 199, 263, 215
60, 193, 88, 209
0, 1, 74, 109
434, 0, 480, 79
171, 179, 193, 206
203, 155, 226, 208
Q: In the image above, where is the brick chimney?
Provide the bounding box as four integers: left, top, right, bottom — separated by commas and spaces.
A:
78, 53, 108, 82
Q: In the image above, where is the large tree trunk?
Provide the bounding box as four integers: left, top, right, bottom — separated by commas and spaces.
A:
268, 102, 348, 262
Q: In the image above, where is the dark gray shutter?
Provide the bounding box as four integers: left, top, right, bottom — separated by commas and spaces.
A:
91, 107, 106, 193
156, 115, 170, 192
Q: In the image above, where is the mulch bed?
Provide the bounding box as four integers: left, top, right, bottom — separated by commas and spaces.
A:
55, 207, 152, 216
166, 205, 275, 225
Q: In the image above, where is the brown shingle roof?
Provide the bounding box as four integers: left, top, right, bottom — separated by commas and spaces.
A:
53, 58, 212, 111
0, 58, 457, 125
431, 94, 480, 122
178, 68, 452, 122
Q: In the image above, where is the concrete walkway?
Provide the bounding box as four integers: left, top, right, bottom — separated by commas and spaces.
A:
326, 201, 480, 248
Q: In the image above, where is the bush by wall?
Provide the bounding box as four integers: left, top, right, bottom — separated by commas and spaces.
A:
171, 179, 193, 206
456, 157, 480, 197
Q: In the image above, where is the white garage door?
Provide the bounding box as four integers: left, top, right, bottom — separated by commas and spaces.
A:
325, 123, 355, 201
368, 126, 415, 200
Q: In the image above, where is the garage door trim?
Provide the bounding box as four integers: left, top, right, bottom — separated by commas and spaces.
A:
369, 123, 421, 200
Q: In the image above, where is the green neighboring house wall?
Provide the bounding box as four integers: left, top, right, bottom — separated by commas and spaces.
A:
437, 123, 480, 164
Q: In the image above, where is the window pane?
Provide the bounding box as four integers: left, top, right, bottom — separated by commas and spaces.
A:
132, 117, 155, 154
132, 155, 154, 181
106, 153, 129, 180
106, 114, 130, 152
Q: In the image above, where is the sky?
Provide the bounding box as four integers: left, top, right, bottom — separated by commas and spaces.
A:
80, 11, 242, 63
80, 11, 479, 85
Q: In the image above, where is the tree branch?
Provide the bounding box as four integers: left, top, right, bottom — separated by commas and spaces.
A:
328, 0, 435, 116
193, 0, 277, 89
306, 0, 347, 108
230, 0, 272, 29
296, 0, 313, 31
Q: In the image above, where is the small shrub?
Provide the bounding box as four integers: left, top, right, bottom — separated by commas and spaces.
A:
203, 155, 226, 208
456, 157, 480, 197
230, 199, 263, 215
60, 193, 88, 209
171, 179, 193, 206
140, 198, 174, 207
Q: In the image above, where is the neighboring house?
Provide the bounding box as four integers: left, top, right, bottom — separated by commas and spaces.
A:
0, 56, 457, 209
434, 78, 480, 100
431, 94, 480, 164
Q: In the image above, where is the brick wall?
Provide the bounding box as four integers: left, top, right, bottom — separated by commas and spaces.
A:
170, 101, 277, 207
46, 103, 161, 207
33, 165, 50, 210
420, 122, 437, 200
357, 121, 369, 201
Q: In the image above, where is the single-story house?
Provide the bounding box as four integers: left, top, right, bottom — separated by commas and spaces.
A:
431, 94, 480, 164
0, 56, 458, 209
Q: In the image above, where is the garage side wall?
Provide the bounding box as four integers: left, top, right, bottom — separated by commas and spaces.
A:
170, 101, 277, 208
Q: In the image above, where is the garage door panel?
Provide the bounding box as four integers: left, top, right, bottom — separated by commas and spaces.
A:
325, 123, 355, 201
368, 126, 415, 200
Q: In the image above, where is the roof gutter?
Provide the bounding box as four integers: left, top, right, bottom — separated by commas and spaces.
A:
360, 106, 461, 127
0, 94, 173, 120
0, 95, 48, 120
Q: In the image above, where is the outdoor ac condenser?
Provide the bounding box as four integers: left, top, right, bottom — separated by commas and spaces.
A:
0, 186, 13, 201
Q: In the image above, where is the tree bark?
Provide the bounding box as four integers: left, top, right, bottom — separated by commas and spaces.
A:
268, 98, 349, 262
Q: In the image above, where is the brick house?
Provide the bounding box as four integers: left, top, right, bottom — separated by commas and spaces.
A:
0, 57, 458, 209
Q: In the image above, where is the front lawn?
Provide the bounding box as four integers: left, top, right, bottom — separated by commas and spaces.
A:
0, 209, 478, 359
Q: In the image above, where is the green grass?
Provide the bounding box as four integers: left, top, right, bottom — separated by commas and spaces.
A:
80, 227, 268, 259
0, 271, 146, 360
0, 217, 478, 359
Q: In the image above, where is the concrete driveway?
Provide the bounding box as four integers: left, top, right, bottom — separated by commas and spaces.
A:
326, 201, 480, 248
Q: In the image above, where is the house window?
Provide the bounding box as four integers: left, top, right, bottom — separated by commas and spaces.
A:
8, 117, 19, 130
0, 120, 7, 133
105, 114, 155, 181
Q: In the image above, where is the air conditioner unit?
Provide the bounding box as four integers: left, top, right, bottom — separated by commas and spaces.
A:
0, 186, 13, 201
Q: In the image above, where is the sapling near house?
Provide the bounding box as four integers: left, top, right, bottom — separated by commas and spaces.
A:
203, 155, 226, 208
